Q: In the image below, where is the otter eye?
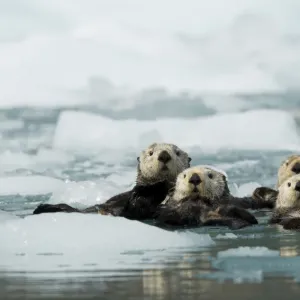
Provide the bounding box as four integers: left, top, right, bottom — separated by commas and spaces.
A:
288, 182, 291, 187
149, 151, 153, 156
183, 174, 186, 178
176, 151, 180, 156
208, 173, 213, 179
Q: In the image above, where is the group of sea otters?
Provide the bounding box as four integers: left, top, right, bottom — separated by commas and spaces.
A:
33, 143, 300, 231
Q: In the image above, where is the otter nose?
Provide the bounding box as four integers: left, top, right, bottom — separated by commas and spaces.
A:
189, 173, 202, 186
292, 162, 300, 174
158, 150, 171, 164
295, 181, 300, 192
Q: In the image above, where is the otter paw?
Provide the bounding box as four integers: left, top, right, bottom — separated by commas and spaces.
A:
202, 218, 251, 230
227, 219, 253, 230
219, 205, 258, 225
280, 218, 300, 230
33, 203, 79, 214
98, 208, 111, 215
252, 187, 278, 208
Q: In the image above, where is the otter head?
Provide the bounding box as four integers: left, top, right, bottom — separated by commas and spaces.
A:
136, 143, 191, 185
277, 174, 300, 208
277, 155, 300, 188
172, 166, 229, 203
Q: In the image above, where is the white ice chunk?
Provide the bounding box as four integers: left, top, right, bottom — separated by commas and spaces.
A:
218, 247, 279, 258
0, 149, 73, 174
0, 210, 20, 223
215, 233, 238, 239
53, 110, 300, 154
0, 214, 214, 274
48, 179, 124, 208
0, 176, 64, 196
232, 182, 262, 197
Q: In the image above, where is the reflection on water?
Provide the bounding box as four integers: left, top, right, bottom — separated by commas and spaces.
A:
2, 216, 300, 300
280, 246, 299, 257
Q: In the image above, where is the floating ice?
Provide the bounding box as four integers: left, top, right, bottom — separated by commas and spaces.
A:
199, 270, 263, 284
0, 149, 73, 174
208, 248, 300, 283
0, 210, 19, 223
0, 176, 64, 196
48, 168, 136, 208
215, 233, 238, 239
0, 213, 214, 275
48, 179, 125, 208
53, 110, 300, 154
0, 120, 24, 131
231, 182, 262, 197
218, 247, 280, 258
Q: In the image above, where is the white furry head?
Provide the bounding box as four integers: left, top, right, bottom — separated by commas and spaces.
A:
172, 165, 228, 202
137, 143, 191, 185
277, 174, 300, 208
277, 154, 300, 188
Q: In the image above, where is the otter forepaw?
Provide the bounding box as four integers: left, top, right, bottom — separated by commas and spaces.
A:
252, 187, 278, 208
33, 203, 79, 214
218, 205, 258, 225
280, 218, 300, 230
202, 218, 251, 230
227, 219, 254, 230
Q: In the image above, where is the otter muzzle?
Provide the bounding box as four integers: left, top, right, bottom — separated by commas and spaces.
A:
295, 181, 300, 192
292, 162, 300, 174
189, 173, 202, 186
158, 150, 172, 164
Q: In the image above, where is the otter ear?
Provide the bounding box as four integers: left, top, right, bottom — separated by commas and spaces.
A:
137, 157, 140, 162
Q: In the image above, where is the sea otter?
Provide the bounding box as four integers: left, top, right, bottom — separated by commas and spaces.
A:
277, 154, 300, 188
252, 154, 300, 208
33, 142, 192, 221
154, 166, 258, 229
161, 165, 273, 210
268, 174, 300, 230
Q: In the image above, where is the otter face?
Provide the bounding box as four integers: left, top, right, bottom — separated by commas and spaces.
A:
137, 143, 191, 184
277, 174, 300, 208
277, 155, 300, 188
172, 166, 227, 202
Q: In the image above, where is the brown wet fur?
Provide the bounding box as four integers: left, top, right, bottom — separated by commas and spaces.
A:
277, 154, 300, 188
251, 186, 278, 209
154, 166, 258, 230
269, 207, 300, 230
268, 174, 300, 230
249, 154, 300, 208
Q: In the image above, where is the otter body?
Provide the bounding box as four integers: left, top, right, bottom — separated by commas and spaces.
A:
154, 166, 258, 229
166, 165, 273, 210
267, 174, 300, 230
33, 143, 191, 221
252, 154, 300, 207
277, 155, 300, 188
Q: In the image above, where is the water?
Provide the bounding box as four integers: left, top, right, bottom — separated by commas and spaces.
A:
2, 1, 300, 299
